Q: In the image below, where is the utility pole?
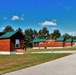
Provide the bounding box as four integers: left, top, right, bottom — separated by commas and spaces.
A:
52, 39, 55, 54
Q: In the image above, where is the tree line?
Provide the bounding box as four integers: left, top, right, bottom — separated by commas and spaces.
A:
1, 25, 76, 47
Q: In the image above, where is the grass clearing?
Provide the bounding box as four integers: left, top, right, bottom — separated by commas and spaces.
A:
0, 53, 71, 74
27, 47, 76, 52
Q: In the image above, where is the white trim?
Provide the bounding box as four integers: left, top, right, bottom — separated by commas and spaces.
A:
0, 51, 25, 55
44, 47, 63, 49
16, 52, 25, 54
66, 46, 72, 48
0, 51, 16, 55
33, 47, 40, 49
33, 47, 45, 49
33, 47, 64, 49
51, 47, 63, 49
40, 47, 45, 49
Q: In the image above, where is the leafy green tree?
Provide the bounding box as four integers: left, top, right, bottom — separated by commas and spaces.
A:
38, 29, 43, 38
33, 30, 38, 39
50, 33, 54, 39
24, 28, 34, 47
16, 27, 23, 34
38, 27, 50, 39
73, 36, 76, 40
51, 30, 61, 39
3, 25, 14, 32
62, 33, 72, 39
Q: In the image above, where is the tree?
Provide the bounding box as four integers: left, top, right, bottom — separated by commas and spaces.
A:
38, 29, 43, 38
38, 27, 50, 39
62, 33, 72, 39
51, 30, 61, 39
24, 28, 34, 47
73, 36, 76, 40
50, 33, 54, 39
16, 27, 23, 34
33, 30, 38, 39
3, 25, 14, 32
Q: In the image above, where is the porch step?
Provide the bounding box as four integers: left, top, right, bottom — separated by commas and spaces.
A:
16, 49, 25, 52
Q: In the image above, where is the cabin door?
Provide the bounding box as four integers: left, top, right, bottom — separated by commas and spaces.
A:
63, 41, 65, 47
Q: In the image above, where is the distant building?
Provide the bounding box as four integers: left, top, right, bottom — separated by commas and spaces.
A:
65, 39, 73, 47
32, 38, 75, 49
0, 31, 25, 54
73, 40, 76, 46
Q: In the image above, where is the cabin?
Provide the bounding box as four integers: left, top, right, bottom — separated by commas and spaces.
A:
55, 38, 66, 48
65, 39, 73, 47
32, 38, 66, 49
38, 39, 55, 49
32, 39, 46, 49
0, 31, 25, 54
32, 38, 73, 49
32, 37, 76, 49
73, 40, 76, 46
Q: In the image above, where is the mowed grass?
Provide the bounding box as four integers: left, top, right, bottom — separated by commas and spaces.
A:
27, 47, 76, 52
0, 53, 71, 74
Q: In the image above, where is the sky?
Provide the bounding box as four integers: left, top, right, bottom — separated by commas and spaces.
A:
0, 0, 76, 36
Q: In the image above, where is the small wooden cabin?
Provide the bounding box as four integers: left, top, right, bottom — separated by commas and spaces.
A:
55, 38, 66, 47
38, 39, 55, 49
32, 38, 76, 49
32, 39, 46, 49
0, 31, 25, 54
65, 39, 73, 47
32, 38, 66, 49
73, 40, 76, 46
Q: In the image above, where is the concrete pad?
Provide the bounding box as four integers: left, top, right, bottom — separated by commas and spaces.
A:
32, 50, 76, 53
4, 53, 76, 75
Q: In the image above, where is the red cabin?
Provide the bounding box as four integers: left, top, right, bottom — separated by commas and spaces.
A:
32, 38, 75, 49
0, 31, 25, 54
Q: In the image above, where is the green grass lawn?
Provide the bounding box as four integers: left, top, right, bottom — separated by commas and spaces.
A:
27, 47, 76, 52
0, 53, 71, 74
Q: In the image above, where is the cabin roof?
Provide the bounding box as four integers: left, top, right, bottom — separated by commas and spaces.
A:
0, 31, 21, 39
32, 39, 46, 43
66, 39, 73, 42
56, 38, 65, 41
73, 40, 76, 42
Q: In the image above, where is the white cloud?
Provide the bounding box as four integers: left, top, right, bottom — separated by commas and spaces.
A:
68, 31, 76, 36
12, 15, 20, 20
0, 27, 5, 31
3, 17, 7, 20
12, 15, 24, 20
39, 21, 57, 26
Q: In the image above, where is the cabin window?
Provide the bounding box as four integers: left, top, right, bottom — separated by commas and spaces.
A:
40, 42, 43, 45
48, 42, 50, 44
15, 39, 20, 48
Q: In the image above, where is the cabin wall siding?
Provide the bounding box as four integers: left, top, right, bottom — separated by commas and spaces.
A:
10, 39, 15, 52
0, 39, 10, 51
10, 32, 24, 51
54, 42, 63, 47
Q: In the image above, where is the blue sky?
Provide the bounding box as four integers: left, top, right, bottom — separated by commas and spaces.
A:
0, 0, 76, 36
